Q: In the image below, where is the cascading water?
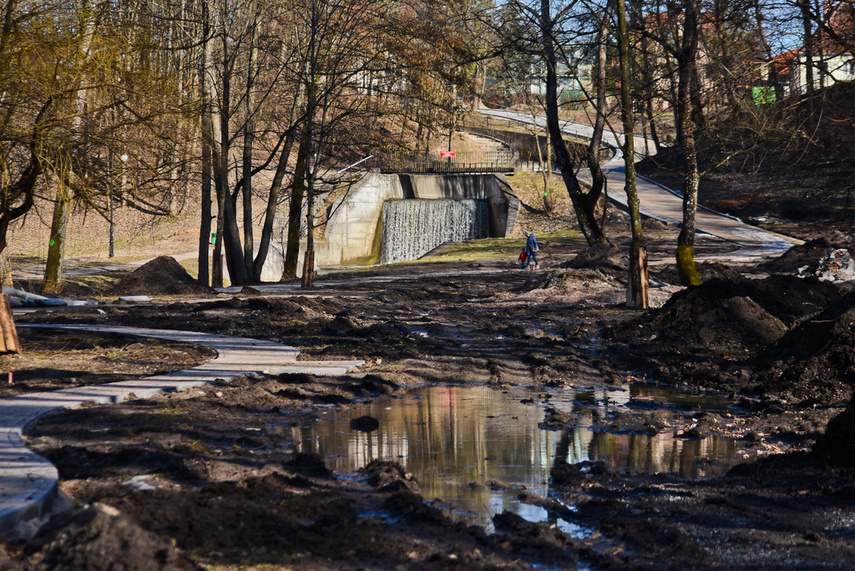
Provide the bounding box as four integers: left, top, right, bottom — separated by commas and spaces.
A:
378, 199, 490, 264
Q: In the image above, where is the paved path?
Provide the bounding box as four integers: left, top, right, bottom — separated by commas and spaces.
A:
478, 109, 803, 261
0, 324, 364, 540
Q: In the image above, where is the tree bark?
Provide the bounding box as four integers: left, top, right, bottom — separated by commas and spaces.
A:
676, 0, 702, 286
41, 183, 71, 294
0, 295, 21, 354
253, 126, 298, 282
241, 3, 259, 278
42, 0, 96, 293
641, 33, 663, 155
198, 0, 213, 287
215, 19, 248, 286
281, 129, 308, 281
798, 0, 815, 95
617, 0, 649, 308
586, 0, 613, 212
540, 0, 606, 246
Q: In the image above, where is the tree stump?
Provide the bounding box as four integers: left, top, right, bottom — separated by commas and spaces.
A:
301, 250, 315, 288
627, 244, 650, 309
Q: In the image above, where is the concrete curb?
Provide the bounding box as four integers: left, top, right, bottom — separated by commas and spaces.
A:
0, 324, 364, 541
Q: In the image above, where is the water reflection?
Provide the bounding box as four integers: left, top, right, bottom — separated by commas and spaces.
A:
293, 384, 742, 529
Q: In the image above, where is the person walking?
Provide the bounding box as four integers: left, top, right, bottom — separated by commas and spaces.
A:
524, 231, 539, 270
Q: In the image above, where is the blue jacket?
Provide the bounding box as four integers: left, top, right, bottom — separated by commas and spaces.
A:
526, 234, 538, 252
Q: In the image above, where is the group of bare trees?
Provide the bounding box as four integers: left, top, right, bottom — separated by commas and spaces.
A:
1, 0, 484, 289
491, 0, 852, 304
2, 0, 849, 293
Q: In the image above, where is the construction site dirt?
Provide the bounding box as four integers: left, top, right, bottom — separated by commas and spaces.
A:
3, 176, 855, 569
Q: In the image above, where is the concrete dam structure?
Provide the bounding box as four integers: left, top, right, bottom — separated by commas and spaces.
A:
260, 172, 520, 279
378, 199, 490, 264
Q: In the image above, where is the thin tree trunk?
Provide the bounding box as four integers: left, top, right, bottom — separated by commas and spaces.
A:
281, 129, 308, 281
676, 0, 702, 286
42, 1, 96, 293
641, 34, 663, 155
241, 3, 259, 278
586, 0, 613, 212
198, 0, 213, 286
617, 0, 648, 308
253, 125, 298, 282
41, 182, 71, 294
215, 25, 248, 286
540, 0, 606, 245
799, 0, 815, 95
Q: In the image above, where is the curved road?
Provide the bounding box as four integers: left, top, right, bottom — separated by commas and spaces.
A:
478, 108, 803, 262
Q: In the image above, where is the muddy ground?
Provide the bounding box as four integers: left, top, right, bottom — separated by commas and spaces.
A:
3, 200, 855, 569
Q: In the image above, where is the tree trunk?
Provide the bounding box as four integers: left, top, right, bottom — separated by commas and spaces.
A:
281, 130, 308, 281
241, 4, 259, 279
676, 0, 702, 286
0, 295, 21, 354
41, 183, 71, 294
540, 0, 606, 246
641, 34, 663, 156
215, 28, 248, 286
586, 0, 613, 213
42, 1, 96, 294
197, 2, 213, 287
301, 134, 317, 288
253, 126, 298, 282
799, 0, 815, 95
617, 0, 649, 308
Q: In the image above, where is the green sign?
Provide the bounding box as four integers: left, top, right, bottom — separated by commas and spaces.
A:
752, 87, 776, 105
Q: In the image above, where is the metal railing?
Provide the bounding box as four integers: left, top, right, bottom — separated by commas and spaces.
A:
377, 150, 515, 174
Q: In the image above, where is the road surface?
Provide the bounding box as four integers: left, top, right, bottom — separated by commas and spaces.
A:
478, 108, 803, 262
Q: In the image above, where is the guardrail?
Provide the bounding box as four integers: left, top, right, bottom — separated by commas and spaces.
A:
377, 150, 515, 174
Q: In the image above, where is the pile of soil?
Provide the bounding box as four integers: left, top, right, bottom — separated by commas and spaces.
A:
753, 289, 855, 406
609, 273, 853, 407
109, 256, 215, 297
760, 237, 839, 274
11, 503, 201, 571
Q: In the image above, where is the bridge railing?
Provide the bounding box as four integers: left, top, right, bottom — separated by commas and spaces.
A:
376, 150, 515, 174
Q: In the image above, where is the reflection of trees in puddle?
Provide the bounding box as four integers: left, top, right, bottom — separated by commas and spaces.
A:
292, 384, 742, 528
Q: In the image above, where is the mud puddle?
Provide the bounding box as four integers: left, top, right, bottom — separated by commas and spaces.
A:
289, 384, 747, 531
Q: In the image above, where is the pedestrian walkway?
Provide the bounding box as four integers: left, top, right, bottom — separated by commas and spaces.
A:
605, 169, 802, 261
477, 109, 803, 261
0, 324, 364, 540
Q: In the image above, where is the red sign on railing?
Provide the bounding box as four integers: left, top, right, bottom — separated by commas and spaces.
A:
439, 151, 455, 158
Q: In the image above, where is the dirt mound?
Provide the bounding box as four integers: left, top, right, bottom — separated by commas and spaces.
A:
652, 261, 742, 286
752, 289, 855, 405
761, 237, 835, 274
540, 267, 623, 290
562, 242, 627, 272
110, 256, 215, 296
815, 398, 855, 467
616, 275, 845, 356
20, 503, 201, 570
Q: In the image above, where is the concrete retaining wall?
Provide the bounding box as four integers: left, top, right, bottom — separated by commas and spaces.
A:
260, 172, 519, 277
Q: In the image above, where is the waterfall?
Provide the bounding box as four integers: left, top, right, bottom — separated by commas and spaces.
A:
379, 199, 490, 264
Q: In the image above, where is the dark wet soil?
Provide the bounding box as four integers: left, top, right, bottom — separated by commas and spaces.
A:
0, 328, 217, 397
5, 177, 855, 569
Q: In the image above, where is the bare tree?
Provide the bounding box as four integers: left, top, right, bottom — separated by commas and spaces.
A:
616, 0, 649, 307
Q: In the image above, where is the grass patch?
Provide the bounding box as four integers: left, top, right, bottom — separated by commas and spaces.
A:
428, 228, 584, 263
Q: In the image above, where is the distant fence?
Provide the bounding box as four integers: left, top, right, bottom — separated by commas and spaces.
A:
377, 150, 515, 174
